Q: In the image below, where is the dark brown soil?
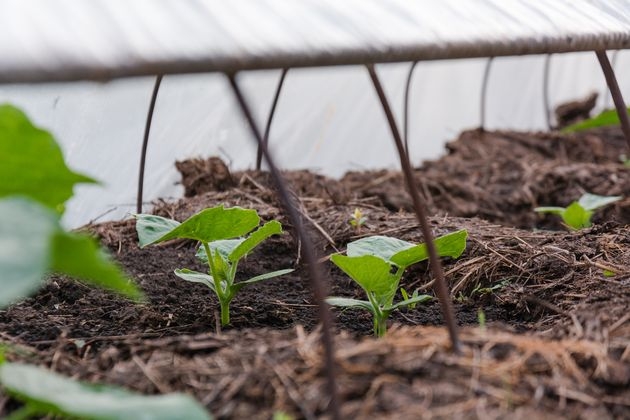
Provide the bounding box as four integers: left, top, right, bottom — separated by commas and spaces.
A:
2, 125, 630, 419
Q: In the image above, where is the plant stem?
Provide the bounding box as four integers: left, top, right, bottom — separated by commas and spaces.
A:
374, 315, 387, 337
219, 299, 230, 326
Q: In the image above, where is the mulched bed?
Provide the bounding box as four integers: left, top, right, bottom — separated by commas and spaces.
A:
2, 125, 630, 418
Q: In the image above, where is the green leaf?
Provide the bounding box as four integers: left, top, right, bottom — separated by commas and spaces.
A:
346, 235, 414, 261
135, 214, 181, 248
387, 294, 432, 311
562, 107, 630, 133
146, 206, 259, 245
0, 105, 96, 213
562, 202, 592, 229
577, 193, 622, 211
325, 297, 375, 313
0, 197, 58, 308
390, 230, 468, 268
229, 221, 283, 262
239, 268, 294, 286
330, 254, 398, 304
0, 362, 212, 420
50, 232, 142, 300
174, 269, 216, 292
533, 206, 566, 215
196, 239, 244, 264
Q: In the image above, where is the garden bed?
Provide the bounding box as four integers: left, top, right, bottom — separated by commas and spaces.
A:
2, 127, 630, 418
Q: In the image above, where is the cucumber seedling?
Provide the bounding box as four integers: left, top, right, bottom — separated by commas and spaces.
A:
326, 230, 468, 336
136, 206, 294, 326
534, 193, 622, 230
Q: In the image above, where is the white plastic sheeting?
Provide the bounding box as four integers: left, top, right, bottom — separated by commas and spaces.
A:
2, 1, 630, 227
2, 52, 629, 227
1, 0, 630, 82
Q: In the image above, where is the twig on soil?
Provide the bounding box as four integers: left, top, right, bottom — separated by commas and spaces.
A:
609, 313, 630, 335
524, 295, 584, 338
231, 188, 268, 206
264, 355, 316, 420
472, 238, 524, 271
299, 207, 337, 250
239, 173, 269, 192
132, 354, 172, 394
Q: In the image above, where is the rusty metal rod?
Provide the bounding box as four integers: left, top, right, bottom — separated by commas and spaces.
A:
596, 50, 630, 151
366, 64, 461, 353
257, 68, 289, 170
480, 57, 493, 131
605, 50, 620, 110
543, 54, 552, 130
403, 61, 419, 158
226, 73, 340, 419
137, 74, 163, 214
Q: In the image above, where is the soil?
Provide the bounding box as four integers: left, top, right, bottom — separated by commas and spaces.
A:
2, 124, 630, 419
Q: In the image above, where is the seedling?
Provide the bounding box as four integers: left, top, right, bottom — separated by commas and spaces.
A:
349, 208, 367, 233
326, 230, 468, 336
400, 287, 421, 310
534, 193, 622, 230
135, 206, 294, 326
471, 279, 509, 297
477, 308, 486, 330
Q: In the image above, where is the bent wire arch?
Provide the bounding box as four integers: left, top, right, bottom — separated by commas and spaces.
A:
596, 51, 630, 151
543, 54, 553, 130
480, 57, 494, 130
226, 72, 341, 420
605, 50, 620, 110
366, 64, 461, 354
257, 68, 289, 170
403, 61, 419, 158
137, 74, 163, 214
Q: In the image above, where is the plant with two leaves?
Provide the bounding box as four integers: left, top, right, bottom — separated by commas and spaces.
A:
326, 230, 468, 336
534, 193, 622, 230
135, 206, 294, 326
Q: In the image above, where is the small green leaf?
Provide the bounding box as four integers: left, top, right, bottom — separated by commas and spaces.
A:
330, 254, 398, 304
196, 239, 244, 263
603, 269, 616, 277
0, 105, 96, 212
0, 197, 58, 308
325, 297, 375, 313
174, 269, 216, 291
0, 362, 211, 420
229, 220, 283, 262
148, 206, 259, 244
534, 206, 566, 215
387, 294, 432, 311
577, 193, 622, 211
239, 268, 294, 286
562, 202, 592, 229
135, 214, 181, 248
390, 230, 468, 268
562, 107, 630, 133
346, 235, 414, 261
50, 231, 142, 301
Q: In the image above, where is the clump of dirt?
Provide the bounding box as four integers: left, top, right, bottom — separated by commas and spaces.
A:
2, 126, 630, 418
555, 91, 598, 128
175, 157, 235, 197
